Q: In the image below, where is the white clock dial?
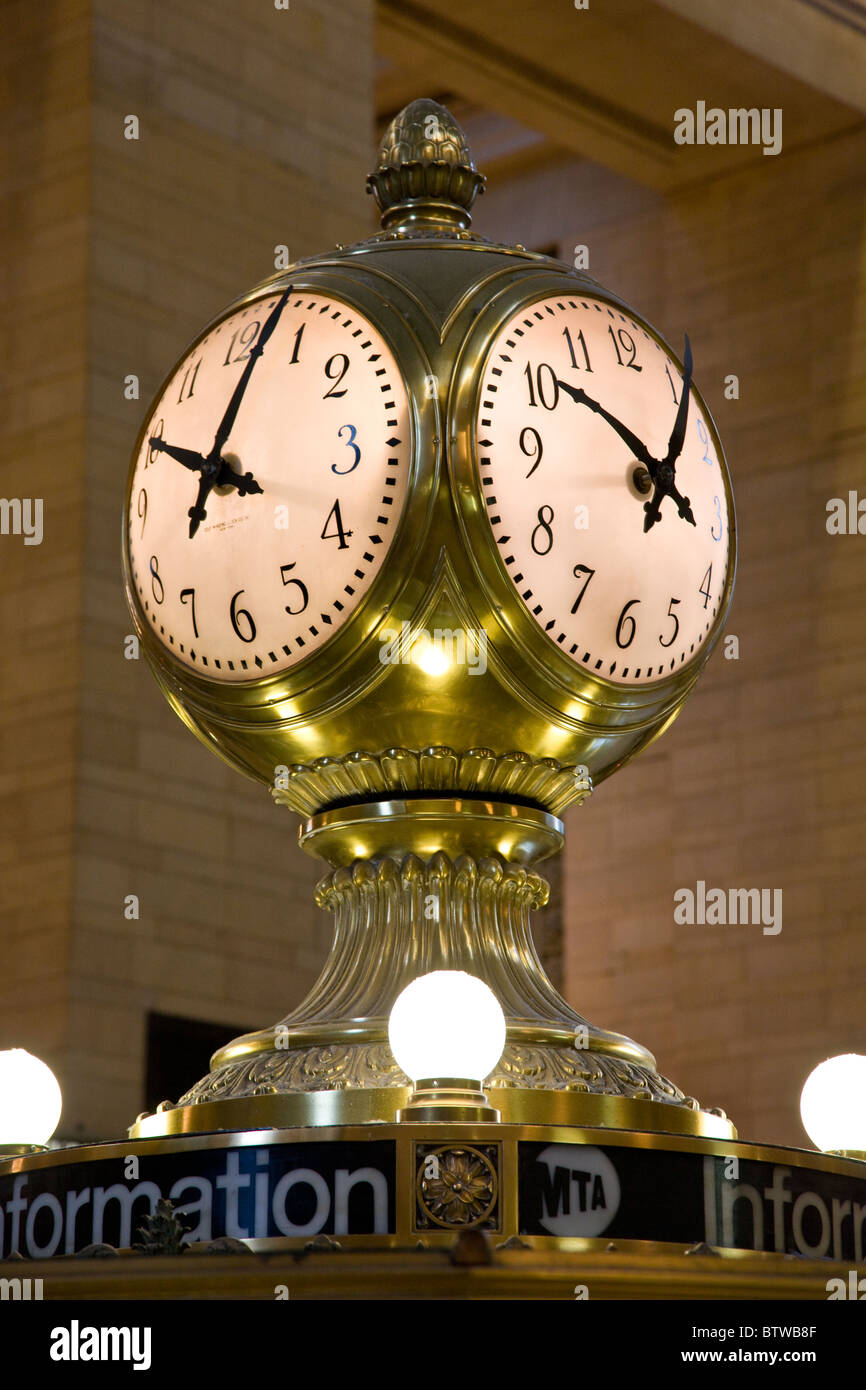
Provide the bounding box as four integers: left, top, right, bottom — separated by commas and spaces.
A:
127, 290, 411, 681
476, 294, 732, 685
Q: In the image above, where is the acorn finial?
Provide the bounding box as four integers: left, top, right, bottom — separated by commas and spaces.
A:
367, 98, 486, 232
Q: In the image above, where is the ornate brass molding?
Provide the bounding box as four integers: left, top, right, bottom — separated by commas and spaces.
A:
271, 746, 593, 817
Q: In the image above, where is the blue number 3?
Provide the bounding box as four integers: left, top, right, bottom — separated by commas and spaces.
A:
332, 423, 361, 474
711, 495, 722, 541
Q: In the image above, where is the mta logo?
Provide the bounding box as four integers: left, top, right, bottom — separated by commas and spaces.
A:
536, 1145, 621, 1237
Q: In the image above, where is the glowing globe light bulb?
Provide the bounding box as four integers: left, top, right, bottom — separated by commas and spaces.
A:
0, 1049, 62, 1148
800, 1054, 866, 1154
388, 971, 506, 1084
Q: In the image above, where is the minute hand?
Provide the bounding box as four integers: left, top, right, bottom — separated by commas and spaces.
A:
208, 284, 292, 460
555, 379, 655, 472
662, 333, 693, 467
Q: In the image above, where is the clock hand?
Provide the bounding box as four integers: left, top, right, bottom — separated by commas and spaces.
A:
156, 287, 291, 538
662, 334, 693, 467
643, 335, 695, 532
208, 284, 292, 460
148, 435, 264, 536
643, 471, 695, 533
558, 338, 698, 533
185, 461, 263, 539
214, 458, 263, 496
148, 438, 207, 472
187, 474, 213, 539
556, 379, 656, 472
187, 442, 269, 539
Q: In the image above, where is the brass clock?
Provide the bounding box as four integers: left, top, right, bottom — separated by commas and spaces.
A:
126, 288, 414, 680
126, 98, 737, 1140
459, 293, 732, 688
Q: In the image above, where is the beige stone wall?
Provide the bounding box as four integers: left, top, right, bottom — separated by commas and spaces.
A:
476, 126, 866, 1148
2, 0, 375, 1140
0, 0, 90, 1102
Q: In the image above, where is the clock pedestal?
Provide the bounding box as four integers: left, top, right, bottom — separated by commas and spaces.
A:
131, 791, 731, 1141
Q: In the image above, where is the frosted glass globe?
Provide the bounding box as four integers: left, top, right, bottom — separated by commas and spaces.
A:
800, 1054, 866, 1152
0, 1049, 62, 1146
388, 971, 506, 1083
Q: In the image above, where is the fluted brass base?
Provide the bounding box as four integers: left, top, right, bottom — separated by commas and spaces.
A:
131, 797, 733, 1141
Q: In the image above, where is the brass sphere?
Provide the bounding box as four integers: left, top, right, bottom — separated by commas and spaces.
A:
124, 103, 735, 821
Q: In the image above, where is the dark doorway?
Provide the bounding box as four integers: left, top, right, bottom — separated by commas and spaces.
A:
145, 1011, 257, 1112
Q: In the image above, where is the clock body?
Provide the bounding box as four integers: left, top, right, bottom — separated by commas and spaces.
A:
123, 244, 735, 806
126, 289, 414, 683
450, 285, 734, 695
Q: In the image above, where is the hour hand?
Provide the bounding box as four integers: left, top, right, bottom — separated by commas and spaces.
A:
148, 438, 207, 472
556, 379, 655, 472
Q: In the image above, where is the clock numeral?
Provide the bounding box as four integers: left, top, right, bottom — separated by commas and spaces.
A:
615, 598, 640, 649
177, 358, 201, 403
180, 587, 199, 638
323, 353, 350, 398
665, 363, 679, 403
562, 326, 592, 372
608, 326, 642, 372
698, 564, 713, 609
223, 320, 261, 366
659, 596, 681, 648
230, 589, 257, 643
137, 488, 147, 537
280, 562, 309, 615
321, 498, 352, 549
146, 419, 164, 467
530, 504, 554, 555
523, 362, 560, 410
519, 426, 543, 478
696, 418, 714, 465
570, 563, 595, 614
149, 555, 165, 605
333, 423, 361, 474
711, 495, 723, 541
288, 322, 305, 364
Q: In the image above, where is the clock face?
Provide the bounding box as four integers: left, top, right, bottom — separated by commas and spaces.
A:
475, 294, 732, 686
126, 289, 411, 681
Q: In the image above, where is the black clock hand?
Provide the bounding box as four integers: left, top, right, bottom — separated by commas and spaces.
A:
558, 335, 698, 532
161, 285, 292, 537
662, 334, 692, 467
209, 285, 292, 460
643, 473, 695, 532
148, 438, 261, 536
214, 458, 263, 496
556, 379, 656, 472
148, 438, 207, 472
642, 335, 696, 533
187, 474, 212, 538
